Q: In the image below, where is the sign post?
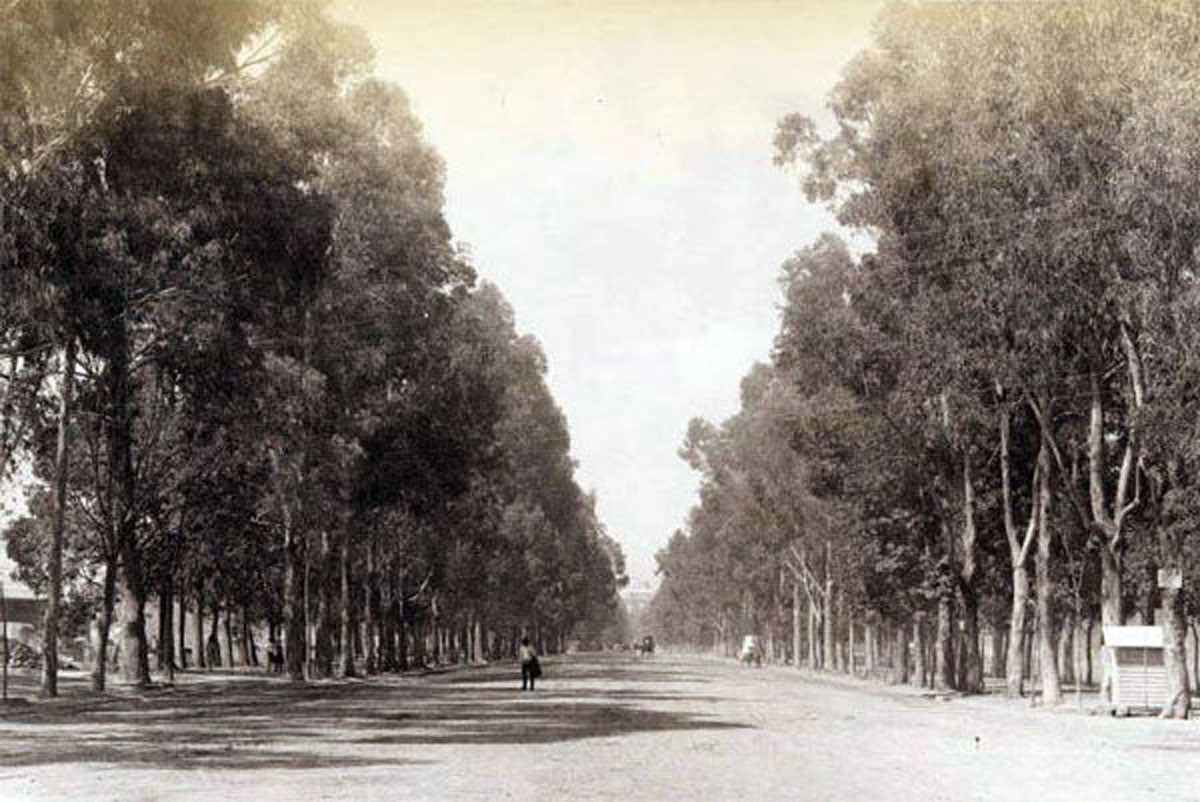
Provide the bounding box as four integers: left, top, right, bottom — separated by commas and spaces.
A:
1157, 568, 1183, 590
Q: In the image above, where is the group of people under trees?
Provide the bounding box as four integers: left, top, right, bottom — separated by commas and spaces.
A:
648, 1, 1200, 720
0, 1, 626, 698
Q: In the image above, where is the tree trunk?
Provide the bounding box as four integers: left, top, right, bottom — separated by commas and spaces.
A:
92, 558, 116, 691
792, 581, 802, 669
1035, 449, 1061, 705
989, 625, 1004, 679
807, 601, 818, 669
159, 579, 175, 682
364, 534, 377, 674
1060, 615, 1075, 686
1160, 579, 1190, 719
380, 569, 395, 670
894, 623, 910, 684
847, 609, 856, 675
935, 582, 955, 692
1185, 619, 1195, 696
269, 448, 306, 682
178, 592, 188, 670
823, 543, 835, 670
1086, 617, 1095, 686
40, 337, 75, 699
313, 530, 334, 678
194, 586, 206, 669
1098, 548, 1122, 703
396, 595, 409, 671
957, 455, 984, 694
1001, 405, 1039, 697
223, 606, 235, 668
1007, 563, 1030, 698
912, 613, 926, 688
240, 607, 253, 667
958, 587, 983, 693
107, 328, 149, 688
340, 528, 355, 678
117, 575, 150, 686
207, 600, 221, 669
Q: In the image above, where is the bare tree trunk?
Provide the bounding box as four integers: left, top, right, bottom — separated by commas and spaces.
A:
396, 592, 408, 671
223, 606, 235, 668
1000, 409, 1037, 698
935, 584, 955, 692
989, 625, 1004, 678
957, 589, 983, 693
1060, 615, 1075, 686
792, 581, 802, 669
894, 624, 910, 684
159, 579, 175, 682
865, 622, 877, 676
269, 448, 305, 682
1007, 565, 1030, 697
340, 528, 355, 678
1086, 617, 1095, 686
193, 586, 206, 669
117, 575, 150, 686
808, 601, 818, 669
92, 558, 116, 691
177, 593, 188, 670
822, 542, 835, 670
107, 332, 149, 688
1035, 448, 1061, 705
957, 455, 984, 694
1160, 580, 1190, 719
1098, 549, 1122, 703
1185, 619, 1195, 696
847, 608, 856, 676
207, 600, 221, 669
239, 606, 252, 667
380, 569, 395, 671
912, 612, 926, 688
313, 530, 334, 678
364, 533, 377, 674
40, 338, 75, 699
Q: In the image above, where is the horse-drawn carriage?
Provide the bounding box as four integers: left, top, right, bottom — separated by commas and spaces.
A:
738, 635, 763, 667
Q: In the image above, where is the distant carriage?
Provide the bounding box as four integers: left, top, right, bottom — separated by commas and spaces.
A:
739, 635, 763, 667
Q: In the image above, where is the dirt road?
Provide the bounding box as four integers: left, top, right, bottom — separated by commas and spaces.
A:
0, 654, 1195, 801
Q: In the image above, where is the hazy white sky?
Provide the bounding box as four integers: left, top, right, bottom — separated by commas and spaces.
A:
331, 0, 883, 587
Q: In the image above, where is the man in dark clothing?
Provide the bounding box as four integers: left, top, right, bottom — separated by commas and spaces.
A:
519, 637, 538, 691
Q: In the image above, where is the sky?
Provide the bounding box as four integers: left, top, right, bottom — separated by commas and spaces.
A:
331, 0, 883, 587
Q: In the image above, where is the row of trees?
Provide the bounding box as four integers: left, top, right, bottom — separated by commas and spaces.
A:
647, 1, 1200, 718
0, 1, 624, 696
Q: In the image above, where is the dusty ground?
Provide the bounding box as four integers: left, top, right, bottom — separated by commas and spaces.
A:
0, 654, 1195, 801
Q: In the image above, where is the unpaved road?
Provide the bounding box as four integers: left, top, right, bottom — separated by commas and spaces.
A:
0, 654, 1195, 801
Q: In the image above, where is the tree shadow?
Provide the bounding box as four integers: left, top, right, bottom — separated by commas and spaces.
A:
0, 659, 749, 770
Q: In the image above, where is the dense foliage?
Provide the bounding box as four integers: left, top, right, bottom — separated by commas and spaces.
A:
0, 0, 625, 694
647, 1, 1200, 717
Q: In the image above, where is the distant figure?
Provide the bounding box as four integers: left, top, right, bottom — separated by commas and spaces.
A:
206, 632, 221, 669
519, 637, 539, 691
268, 638, 284, 674
739, 635, 763, 668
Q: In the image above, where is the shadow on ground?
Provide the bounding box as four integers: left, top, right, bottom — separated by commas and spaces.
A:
0, 656, 748, 770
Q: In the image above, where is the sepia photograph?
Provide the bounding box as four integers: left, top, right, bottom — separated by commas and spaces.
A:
1, 0, 1199, 799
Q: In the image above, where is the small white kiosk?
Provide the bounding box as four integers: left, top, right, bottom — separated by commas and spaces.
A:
1102, 625, 1167, 712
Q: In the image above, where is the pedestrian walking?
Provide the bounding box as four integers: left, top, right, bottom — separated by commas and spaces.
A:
519, 637, 539, 691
